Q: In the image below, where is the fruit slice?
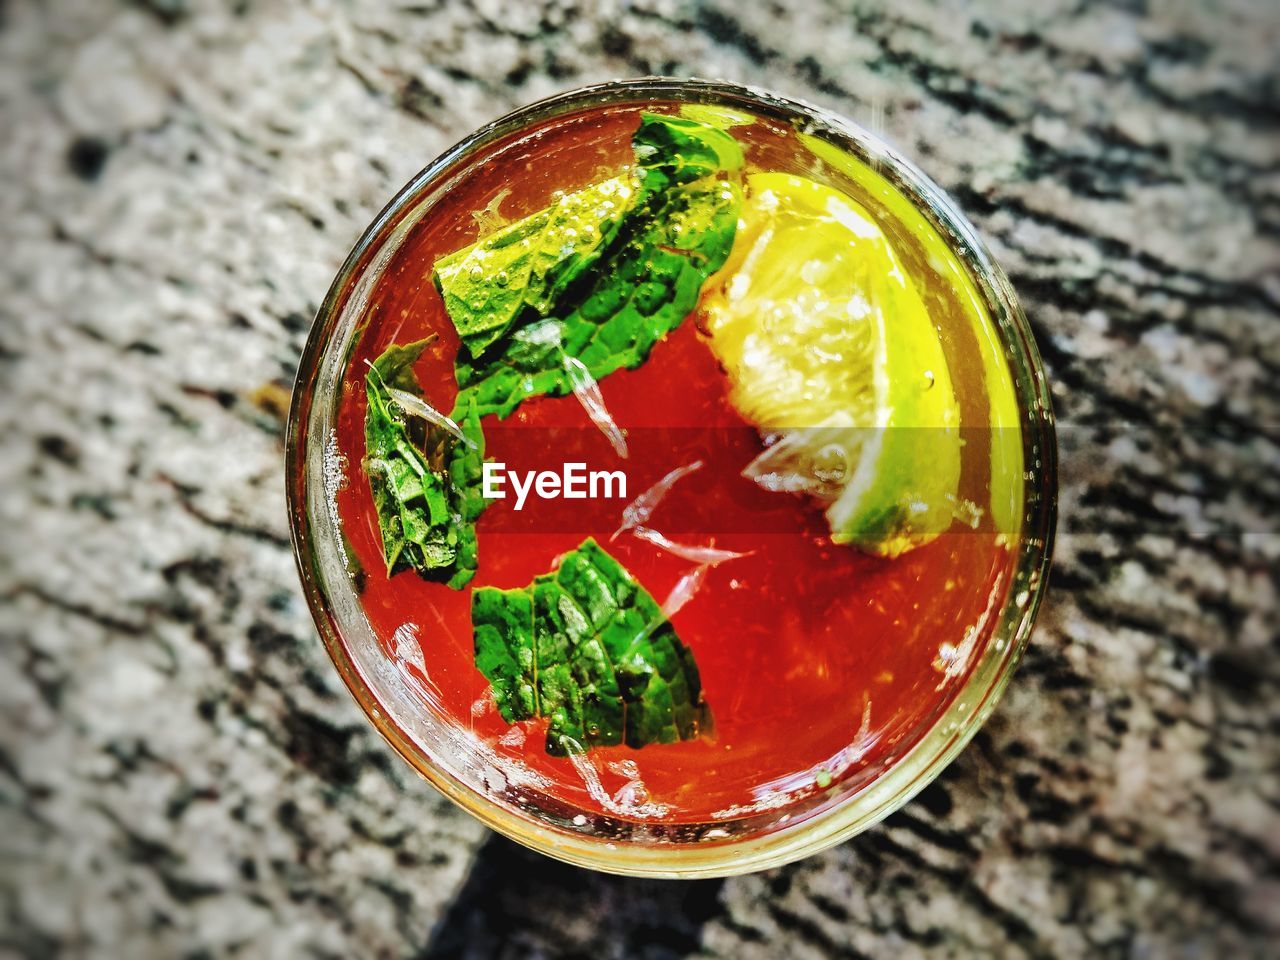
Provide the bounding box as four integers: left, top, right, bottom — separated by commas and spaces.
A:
799, 135, 1023, 541
696, 172, 961, 557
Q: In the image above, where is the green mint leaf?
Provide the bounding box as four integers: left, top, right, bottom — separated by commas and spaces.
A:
370, 337, 434, 392
437, 113, 743, 419
443, 395, 484, 588
363, 339, 480, 585
472, 537, 712, 756
433, 177, 636, 358
632, 111, 744, 191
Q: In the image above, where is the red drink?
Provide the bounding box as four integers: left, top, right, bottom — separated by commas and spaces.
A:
289, 81, 1054, 872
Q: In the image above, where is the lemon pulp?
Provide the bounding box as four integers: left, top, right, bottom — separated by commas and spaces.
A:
697, 172, 962, 557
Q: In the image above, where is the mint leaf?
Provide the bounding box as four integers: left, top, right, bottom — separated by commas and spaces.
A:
632, 111, 744, 191
434, 177, 636, 358
363, 339, 482, 585
443, 396, 484, 588
437, 113, 743, 419
369, 337, 434, 394
472, 537, 712, 755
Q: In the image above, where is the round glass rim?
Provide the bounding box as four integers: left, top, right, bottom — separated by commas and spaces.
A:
286, 77, 1057, 878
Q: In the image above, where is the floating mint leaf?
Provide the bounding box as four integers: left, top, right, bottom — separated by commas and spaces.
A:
434, 177, 637, 358
472, 538, 712, 756
434, 113, 743, 420
632, 111, 744, 192
443, 395, 484, 589
363, 339, 483, 586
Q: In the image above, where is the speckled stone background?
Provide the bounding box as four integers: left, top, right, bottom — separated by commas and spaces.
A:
2, 0, 1278, 957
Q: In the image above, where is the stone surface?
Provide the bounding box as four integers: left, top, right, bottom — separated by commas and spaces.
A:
2, 0, 1277, 957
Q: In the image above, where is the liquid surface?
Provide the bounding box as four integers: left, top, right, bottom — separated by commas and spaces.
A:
327, 103, 1019, 823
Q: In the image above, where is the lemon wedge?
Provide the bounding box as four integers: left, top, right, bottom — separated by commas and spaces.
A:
697, 172, 961, 557
798, 135, 1025, 542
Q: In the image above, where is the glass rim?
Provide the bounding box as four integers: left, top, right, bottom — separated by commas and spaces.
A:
286, 76, 1057, 878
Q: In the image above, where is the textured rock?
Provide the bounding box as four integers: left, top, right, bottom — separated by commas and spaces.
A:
1, 0, 1277, 957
